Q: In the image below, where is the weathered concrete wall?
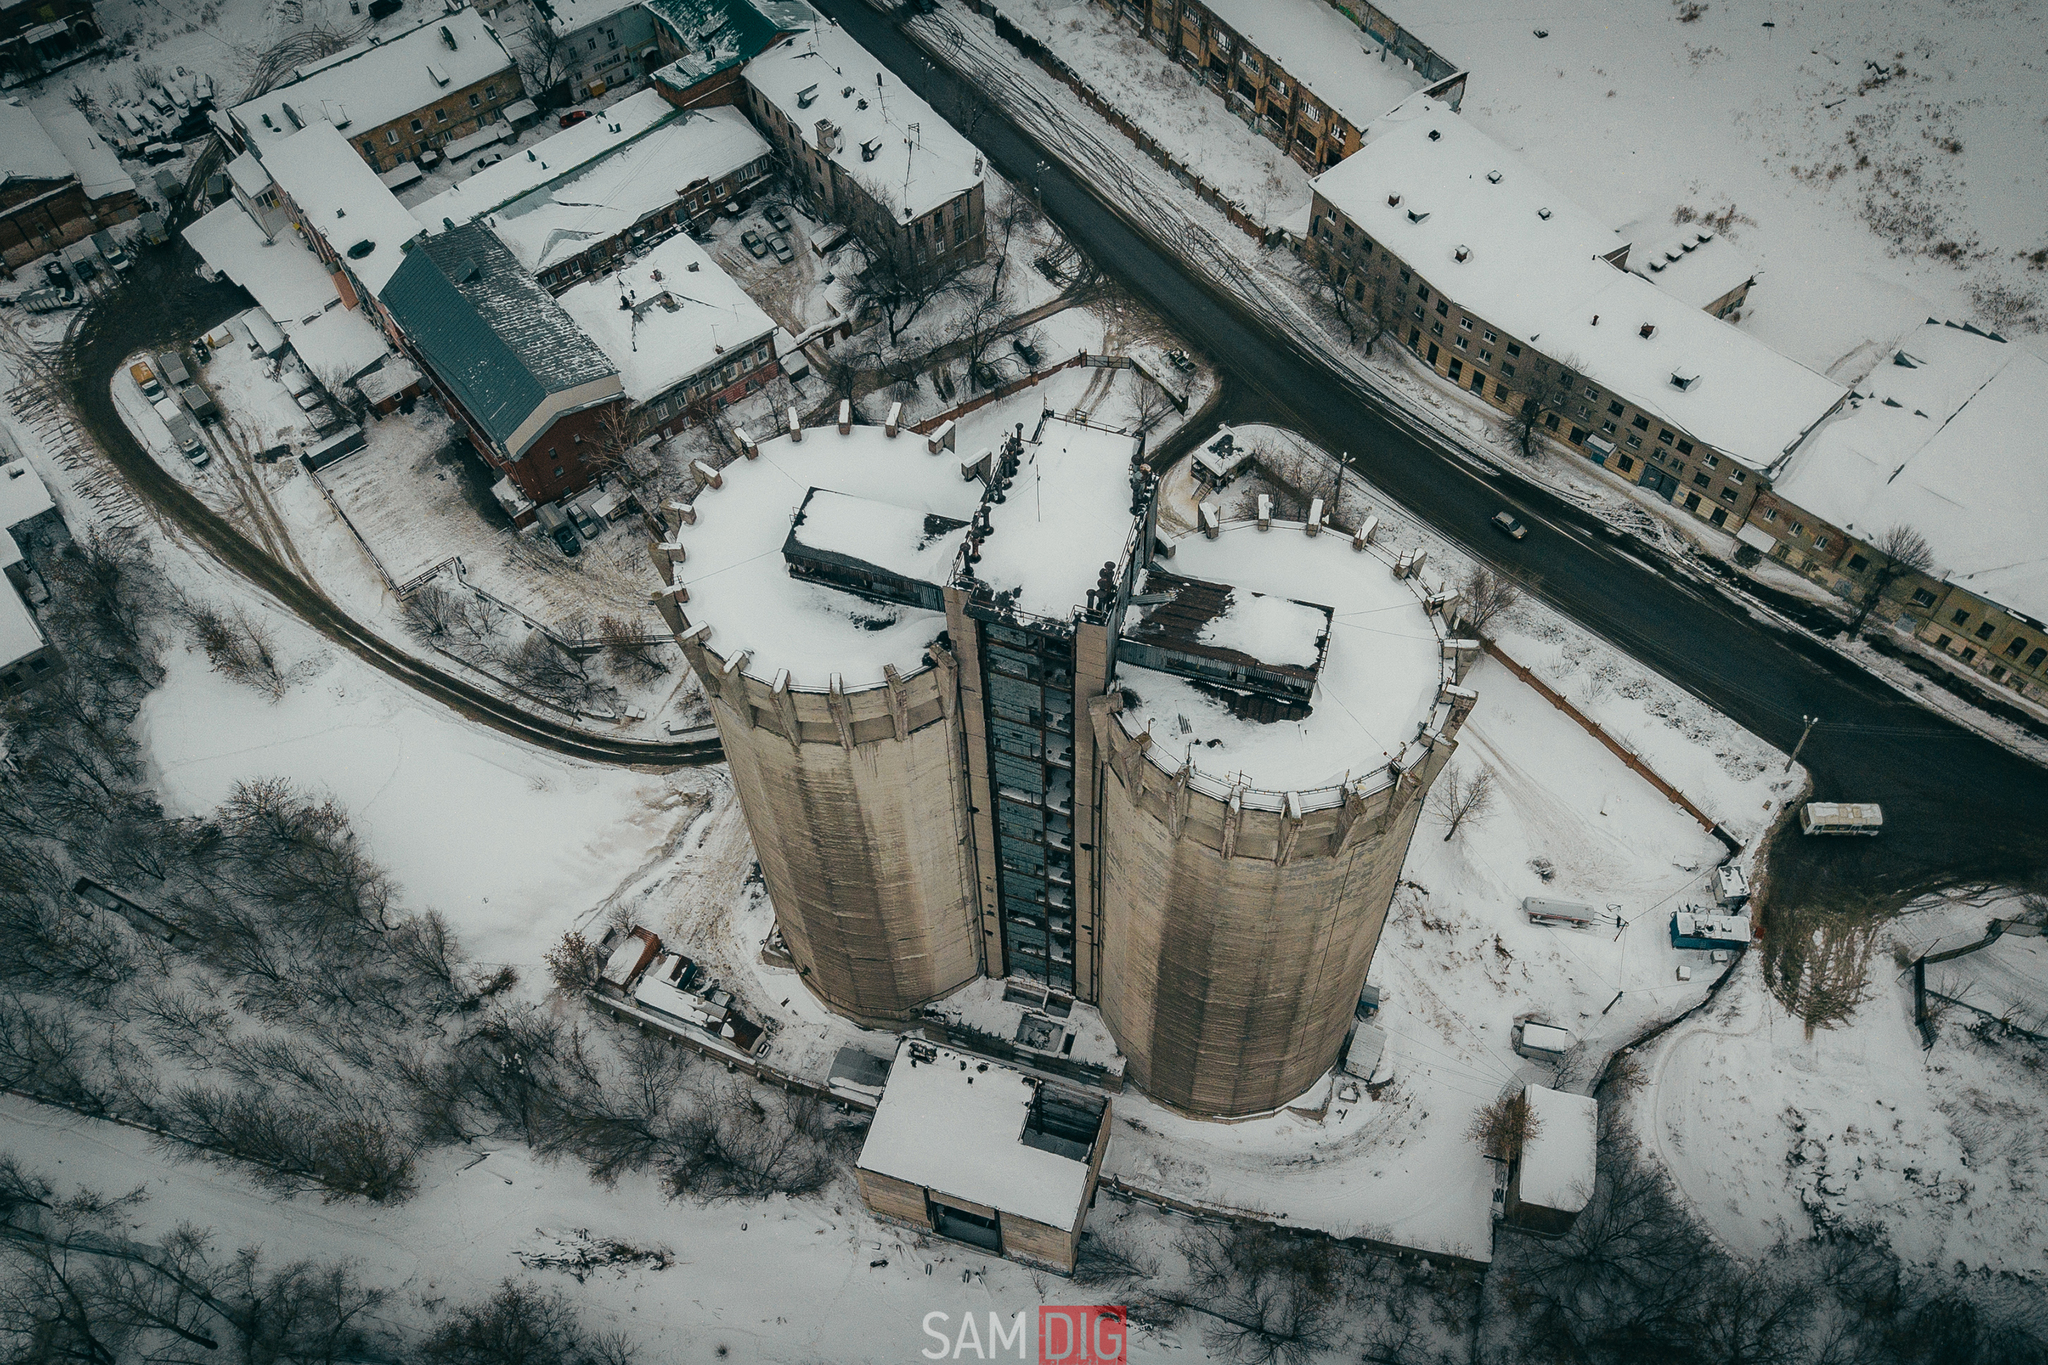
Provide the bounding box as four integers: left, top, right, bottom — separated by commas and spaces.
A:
1092, 706, 1457, 1117
682, 635, 980, 1026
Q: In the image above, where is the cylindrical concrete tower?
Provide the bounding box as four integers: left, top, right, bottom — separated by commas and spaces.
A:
654, 424, 990, 1025
1094, 518, 1474, 1116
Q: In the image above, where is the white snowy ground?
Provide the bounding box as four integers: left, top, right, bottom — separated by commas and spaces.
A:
1636, 890, 2048, 1280
0, 1095, 1171, 1364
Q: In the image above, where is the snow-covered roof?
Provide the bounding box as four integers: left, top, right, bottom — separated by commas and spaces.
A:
1113, 525, 1445, 801
414, 89, 674, 232
1312, 99, 1625, 346
1771, 322, 2048, 622
1196, 0, 1430, 130
0, 99, 73, 186
744, 21, 983, 221
1622, 219, 1754, 312
264, 122, 426, 294
669, 424, 983, 686
858, 1041, 1096, 1229
1517, 1085, 1596, 1214
432, 104, 771, 274
974, 422, 1141, 620
33, 107, 135, 201
1313, 102, 1842, 469
788, 488, 969, 587
0, 459, 56, 532
1540, 273, 1844, 469
183, 200, 392, 381
1196, 587, 1328, 669
645, 0, 814, 89
230, 7, 517, 158
225, 149, 273, 199
554, 232, 776, 403
0, 582, 44, 670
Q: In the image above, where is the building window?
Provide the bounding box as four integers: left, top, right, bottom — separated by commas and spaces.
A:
362, 139, 376, 155
1455, 335, 1468, 350
1720, 486, 1738, 502
1910, 588, 1936, 607
1460, 317, 1473, 331
1632, 415, 1649, 431
2006, 637, 2028, 659
1961, 647, 1977, 662
1848, 554, 1869, 573
469, 92, 482, 107
1616, 455, 1634, 473
2029, 647, 2047, 670
1436, 300, 1449, 316
1608, 401, 1624, 417
1479, 349, 1493, 363
1431, 321, 1444, 337
1500, 362, 1516, 378
411, 118, 424, 132
1600, 420, 1616, 435
1399, 269, 1411, 283
1506, 342, 1521, 357
1812, 535, 1829, 551
1583, 385, 1598, 400
1976, 622, 1996, 641
1659, 428, 1675, 445
436, 108, 448, 123
1790, 522, 1806, 537
1763, 508, 1778, 522
1484, 330, 1498, 343
1626, 434, 1642, 449
386, 129, 400, 143
1731, 469, 1746, 484
1569, 426, 1586, 444
1471, 370, 1486, 392
1951, 609, 1971, 626
1448, 359, 1464, 379
485, 84, 498, 99
1417, 284, 1430, 301
1683, 442, 1699, 457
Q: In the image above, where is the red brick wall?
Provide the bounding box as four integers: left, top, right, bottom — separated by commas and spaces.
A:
491, 400, 624, 504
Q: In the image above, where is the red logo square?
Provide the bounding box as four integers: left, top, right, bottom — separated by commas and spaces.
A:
1038, 1306, 1126, 1364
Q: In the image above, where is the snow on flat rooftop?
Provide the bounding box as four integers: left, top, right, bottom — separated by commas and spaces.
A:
0, 584, 45, 668
973, 420, 1140, 620
1773, 323, 2048, 622
673, 425, 983, 686
1623, 220, 1754, 312
34, 107, 135, 201
475, 107, 769, 273
0, 99, 70, 185
182, 201, 392, 380
263, 123, 426, 294
1115, 524, 1444, 798
858, 1041, 1093, 1229
416, 92, 678, 231
789, 488, 967, 585
1312, 101, 1842, 468
553, 232, 775, 403
231, 8, 516, 159
0, 459, 55, 530
1197, 0, 1430, 130
745, 22, 982, 221
1518, 1085, 1596, 1214
542, 0, 644, 37
1196, 586, 1328, 669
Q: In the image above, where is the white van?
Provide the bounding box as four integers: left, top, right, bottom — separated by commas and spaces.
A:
1800, 802, 1883, 836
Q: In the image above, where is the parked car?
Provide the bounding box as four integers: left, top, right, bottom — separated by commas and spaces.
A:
165, 412, 209, 468
768, 234, 794, 264
155, 351, 191, 387
558, 109, 593, 128
42, 259, 68, 289
1164, 348, 1197, 373
972, 360, 1001, 390
1012, 335, 1041, 366
763, 204, 791, 232
141, 142, 181, 165
741, 228, 767, 258
567, 501, 603, 540
92, 231, 130, 273
536, 503, 580, 557
72, 255, 98, 283
129, 361, 162, 399
1491, 511, 1527, 540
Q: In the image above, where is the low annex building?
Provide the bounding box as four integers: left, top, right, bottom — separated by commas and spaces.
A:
644, 0, 813, 109
855, 1039, 1111, 1273
1756, 321, 2048, 705
414, 91, 773, 292
1305, 98, 1846, 530
1502, 1085, 1597, 1237
226, 7, 523, 172
1, 98, 139, 268
649, 406, 1474, 1119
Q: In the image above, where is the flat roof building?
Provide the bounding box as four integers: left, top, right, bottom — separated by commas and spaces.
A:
1503, 1085, 1597, 1236
855, 1039, 1111, 1273
654, 404, 1474, 1118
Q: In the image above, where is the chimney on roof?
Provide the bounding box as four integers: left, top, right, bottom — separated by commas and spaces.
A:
1387, 192, 1401, 207
1537, 207, 1552, 219
813, 119, 838, 153
1640, 322, 1655, 338
860, 138, 880, 162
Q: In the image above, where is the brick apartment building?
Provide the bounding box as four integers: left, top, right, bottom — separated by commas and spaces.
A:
1305, 100, 1845, 532
1, 99, 139, 268
227, 8, 523, 174
1123, 0, 1464, 171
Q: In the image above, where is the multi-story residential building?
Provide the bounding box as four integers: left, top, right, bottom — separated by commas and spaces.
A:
533, 0, 663, 99
380, 224, 627, 509
644, 0, 812, 109
651, 410, 1473, 1119
413, 90, 773, 292
1754, 321, 2048, 705
737, 19, 985, 273
226, 8, 523, 173
0, 0, 102, 83
1306, 100, 1846, 531
1, 100, 139, 267
554, 230, 780, 433
1128, 0, 1461, 171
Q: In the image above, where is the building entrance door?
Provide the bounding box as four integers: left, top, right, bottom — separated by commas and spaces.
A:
1637, 467, 1680, 500
930, 1197, 1003, 1253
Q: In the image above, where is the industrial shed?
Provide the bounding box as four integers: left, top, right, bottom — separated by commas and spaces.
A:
1503, 1084, 1598, 1236
854, 1040, 1111, 1274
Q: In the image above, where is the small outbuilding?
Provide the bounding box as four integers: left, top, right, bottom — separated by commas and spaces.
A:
855, 1039, 1111, 1274
1670, 910, 1753, 951
1503, 1084, 1598, 1236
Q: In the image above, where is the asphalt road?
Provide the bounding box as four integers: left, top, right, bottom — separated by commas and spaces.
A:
51, 242, 724, 770
821, 0, 2048, 960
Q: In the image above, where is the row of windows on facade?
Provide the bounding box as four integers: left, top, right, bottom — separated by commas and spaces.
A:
750, 92, 977, 250
1318, 214, 1753, 505
359, 83, 506, 158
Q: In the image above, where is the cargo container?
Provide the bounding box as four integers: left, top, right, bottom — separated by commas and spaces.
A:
1800, 803, 1882, 836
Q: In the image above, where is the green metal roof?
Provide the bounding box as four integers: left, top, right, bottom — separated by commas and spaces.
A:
379, 225, 615, 453
645, 0, 812, 92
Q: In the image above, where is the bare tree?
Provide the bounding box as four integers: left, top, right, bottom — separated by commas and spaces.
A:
183, 602, 289, 699
1130, 381, 1175, 437
1299, 255, 1359, 345
514, 19, 572, 93
1360, 275, 1407, 357
951, 293, 1011, 390
597, 614, 669, 681
423, 1279, 636, 1365
845, 252, 969, 345
589, 401, 651, 502
1468, 1087, 1541, 1162
1428, 766, 1496, 842
504, 632, 601, 711
1456, 563, 1532, 638
1503, 369, 1550, 461
1157, 1225, 1343, 1365
1846, 523, 1936, 634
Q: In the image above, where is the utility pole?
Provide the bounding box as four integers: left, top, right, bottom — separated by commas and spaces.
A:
1785, 714, 1818, 771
